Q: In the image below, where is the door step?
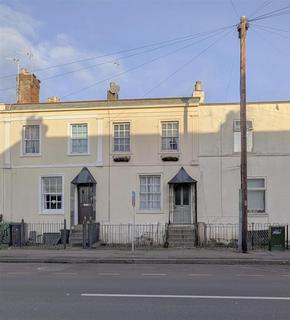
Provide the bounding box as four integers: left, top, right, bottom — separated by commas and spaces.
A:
167, 224, 196, 248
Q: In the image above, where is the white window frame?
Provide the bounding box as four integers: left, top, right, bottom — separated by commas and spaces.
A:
113, 122, 131, 153
22, 124, 41, 156
234, 119, 253, 153
68, 123, 89, 155
138, 174, 162, 212
160, 121, 179, 152
247, 177, 266, 214
39, 175, 64, 214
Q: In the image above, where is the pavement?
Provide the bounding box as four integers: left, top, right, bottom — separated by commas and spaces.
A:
1, 246, 290, 264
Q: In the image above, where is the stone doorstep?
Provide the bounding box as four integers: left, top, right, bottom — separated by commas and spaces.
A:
168, 231, 195, 236
168, 237, 194, 243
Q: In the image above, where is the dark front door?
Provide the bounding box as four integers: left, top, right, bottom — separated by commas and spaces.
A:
173, 184, 191, 224
78, 184, 94, 224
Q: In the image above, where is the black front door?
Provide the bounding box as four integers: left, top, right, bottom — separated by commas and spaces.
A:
78, 184, 94, 224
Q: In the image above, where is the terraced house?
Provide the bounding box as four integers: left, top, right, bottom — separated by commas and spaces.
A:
1, 69, 290, 245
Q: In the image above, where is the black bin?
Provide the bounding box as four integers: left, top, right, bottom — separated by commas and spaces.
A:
9, 223, 23, 247
269, 226, 285, 251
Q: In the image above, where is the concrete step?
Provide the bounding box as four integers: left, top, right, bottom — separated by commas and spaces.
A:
71, 225, 83, 231
168, 224, 195, 228
167, 224, 196, 248
70, 232, 83, 237
69, 228, 84, 246
168, 236, 194, 241
70, 235, 83, 241
168, 231, 195, 236
168, 227, 195, 231
169, 243, 195, 248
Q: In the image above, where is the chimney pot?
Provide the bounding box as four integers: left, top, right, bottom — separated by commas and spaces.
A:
107, 82, 120, 101
192, 80, 205, 103
48, 96, 60, 103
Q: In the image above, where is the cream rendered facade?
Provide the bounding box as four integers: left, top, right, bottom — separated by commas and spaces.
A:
0, 97, 290, 227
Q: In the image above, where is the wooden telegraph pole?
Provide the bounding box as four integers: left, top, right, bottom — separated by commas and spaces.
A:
238, 16, 248, 253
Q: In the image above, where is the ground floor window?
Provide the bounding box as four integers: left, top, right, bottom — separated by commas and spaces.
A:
248, 178, 265, 213
41, 176, 63, 212
139, 175, 161, 210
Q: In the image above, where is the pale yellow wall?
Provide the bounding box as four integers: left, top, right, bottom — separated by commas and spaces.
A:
0, 99, 200, 224
1, 99, 290, 225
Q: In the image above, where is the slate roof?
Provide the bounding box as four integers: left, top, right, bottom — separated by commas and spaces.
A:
168, 167, 197, 184
72, 167, 97, 184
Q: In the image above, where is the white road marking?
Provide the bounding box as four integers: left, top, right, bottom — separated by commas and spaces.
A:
53, 273, 77, 276
7, 272, 30, 275
81, 293, 290, 301
236, 274, 264, 277
97, 273, 120, 276
188, 273, 212, 277
141, 273, 166, 276
281, 274, 290, 277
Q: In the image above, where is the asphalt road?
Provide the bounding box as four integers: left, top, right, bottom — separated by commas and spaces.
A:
1, 263, 290, 320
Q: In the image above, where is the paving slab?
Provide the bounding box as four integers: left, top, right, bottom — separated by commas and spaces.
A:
1, 247, 290, 264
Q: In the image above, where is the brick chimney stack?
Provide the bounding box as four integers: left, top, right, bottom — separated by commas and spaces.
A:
16, 68, 40, 103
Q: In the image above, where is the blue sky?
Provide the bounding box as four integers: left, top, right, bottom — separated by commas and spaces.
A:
0, 0, 289, 103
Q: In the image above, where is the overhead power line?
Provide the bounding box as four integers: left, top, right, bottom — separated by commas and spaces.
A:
61, 28, 231, 99
248, 0, 273, 19
251, 24, 290, 33
41, 28, 232, 81
143, 29, 233, 97
230, 0, 240, 19
251, 26, 290, 60
252, 23, 290, 41
0, 24, 235, 81
249, 4, 290, 22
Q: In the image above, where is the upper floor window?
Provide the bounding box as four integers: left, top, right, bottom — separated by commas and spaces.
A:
70, 123, 88, 154
139, 175, 161, 210
234, 120, 253, 153
248, 178, 265, 213
41, 176, 63, 213
113, 122, 130, 152
161, 121, 179, 151
23, 125, 40, 154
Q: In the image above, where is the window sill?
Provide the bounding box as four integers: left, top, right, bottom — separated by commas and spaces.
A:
39, 210, 64, 215
160, 152, 180, 162
248, 212, 268, 217
67, 153, 90, 156
159, 151, 180, 155
20, 154, 41, 157
136, 210, 164, 214
111, 152, 132, 156
112, 152, 131, 162
233, 151, 254, 155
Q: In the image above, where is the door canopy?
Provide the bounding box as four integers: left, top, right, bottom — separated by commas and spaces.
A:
72, 167, 97, 185
168, 167, 197, 184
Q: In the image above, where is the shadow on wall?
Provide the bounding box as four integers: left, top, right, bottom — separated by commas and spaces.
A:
1, 105, 290, 226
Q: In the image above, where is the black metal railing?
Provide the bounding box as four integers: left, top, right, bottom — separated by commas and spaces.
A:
199, 222, 290, 250
100, 223, 166, 248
